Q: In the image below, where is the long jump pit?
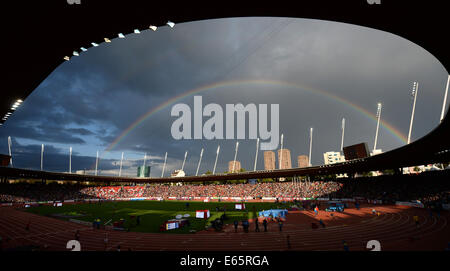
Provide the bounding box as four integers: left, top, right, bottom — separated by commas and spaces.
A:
0, 204, 448, 251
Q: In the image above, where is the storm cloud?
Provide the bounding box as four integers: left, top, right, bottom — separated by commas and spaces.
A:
0, 17, 448, 177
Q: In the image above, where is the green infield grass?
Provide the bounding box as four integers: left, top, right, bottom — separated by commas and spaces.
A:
26, 200, 293, 234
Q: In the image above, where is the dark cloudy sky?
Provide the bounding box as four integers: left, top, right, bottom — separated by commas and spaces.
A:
0, 17, 448, 177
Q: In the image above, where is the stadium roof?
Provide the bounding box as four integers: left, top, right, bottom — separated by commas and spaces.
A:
0, 2, 449, 182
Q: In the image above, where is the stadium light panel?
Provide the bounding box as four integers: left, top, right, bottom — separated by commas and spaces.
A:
80, 47, 87, 52
149, 25, 157, 31
104, 38, 111, 43
73, 51, 79, 56
118, 33, 125, 38
17, 99, 22, 103
64, 56, 70, 61
91, 42, 99, 47
134, 29, 140, 34
167, 21, 175, 28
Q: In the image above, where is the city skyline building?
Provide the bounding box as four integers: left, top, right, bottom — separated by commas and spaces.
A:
323, 151, 345, 165
277, 149, 292, 169
228, 160, 241, 172
297, 155, 309, 168
264, 151, 276, 170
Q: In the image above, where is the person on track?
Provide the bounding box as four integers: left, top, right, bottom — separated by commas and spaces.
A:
278, 219, 283, 232
413, 215, 420, 228
343, 240, 349, 251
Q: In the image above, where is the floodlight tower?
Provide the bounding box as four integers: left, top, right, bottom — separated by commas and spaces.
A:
373, 103, 382, 151
340, 118, 346, 152
69, 147, 72, 173
181, 151, 188, 172
213, 145, 220, 175
253, 138, 260, 172
161, 152, 168, 177
279, 134, 284, 169
7, 136, 13, 167
95, 150, 99, 176
41, 144, 44, 171
119, 152, 124, 177
308, 128, 313, 167
440, 75, 450, 123
232, 142, 239, 173
195, 148, 204, 176
407, 82, 419, 144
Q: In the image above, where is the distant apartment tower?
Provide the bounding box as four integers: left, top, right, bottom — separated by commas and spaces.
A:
228, 160, 241, 173
137, 166, 151, 177
323, 152, 345, 165
277, 149, 292, 169
264, 151, 276, 170
297, 155, 309, 168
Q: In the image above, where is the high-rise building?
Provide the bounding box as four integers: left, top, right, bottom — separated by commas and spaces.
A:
277, 149, 292, 169
323, 152, 345, 165
263, 151, 276, 170
137, 166, 151, 177
297, 155, 309, 168
228, 160, 241, 173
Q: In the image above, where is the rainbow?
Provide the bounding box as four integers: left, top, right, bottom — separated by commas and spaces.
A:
104, 79, 408, 154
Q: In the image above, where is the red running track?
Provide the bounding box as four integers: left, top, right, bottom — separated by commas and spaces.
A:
0, 205, 448, 251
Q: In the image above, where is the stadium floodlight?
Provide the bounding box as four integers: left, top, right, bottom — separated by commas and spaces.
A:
134, 29, 140, 34
149, 25, 157, 31
73, 51, 79, 56
64, 56, 70, 61
8, 136, 13, 167
161, 152, 167, 177
195, 148, 204, 176
104, 38, 111, 43
95, 150, 99, 176
181, 151, 188, 172
213, 145, 220, 175
308, 128, 313, 167
41, 144, 44, 171
118, 33, 125, 38
80, 47, 87, 52
279, 134, 284, 169
440, 75, 450, 123
341, 118, 346, 152
69, 147, 72, 173
232, 142, 239, 173
253, 138, 259, 172
17, 99, 22, 103
119, 152, 124, 177
91, 42, 99, 47
407, 82, 419, 144
167, 21, 175, 28
373, 103, 382, 151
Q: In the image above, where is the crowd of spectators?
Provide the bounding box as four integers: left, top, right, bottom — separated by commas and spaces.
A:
0, 182, 95, 203
0, 171, 449, 206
